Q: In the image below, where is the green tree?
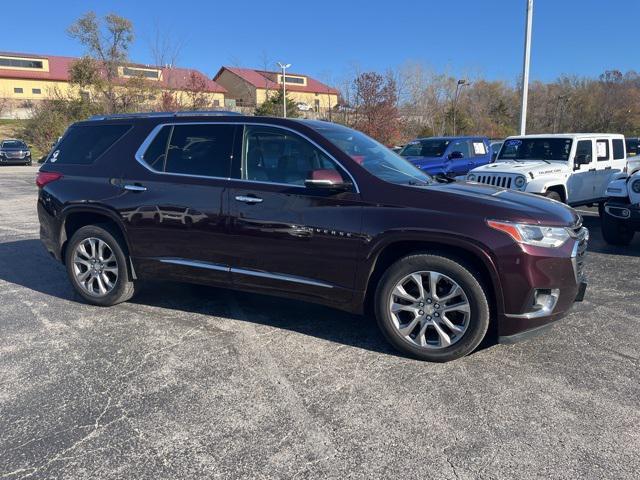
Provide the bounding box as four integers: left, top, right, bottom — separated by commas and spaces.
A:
255, 89, 299, 117
67, 11, 134, 113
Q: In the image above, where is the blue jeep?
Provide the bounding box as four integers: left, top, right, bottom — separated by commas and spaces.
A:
398, 136, 492, 176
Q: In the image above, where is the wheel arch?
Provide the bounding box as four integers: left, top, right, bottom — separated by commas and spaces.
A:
361, 234, 504, 325
59, 205, 135, 277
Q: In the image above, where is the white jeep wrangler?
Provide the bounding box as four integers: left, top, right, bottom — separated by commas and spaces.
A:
466, 134, 627, 209
600, 171, 640, 245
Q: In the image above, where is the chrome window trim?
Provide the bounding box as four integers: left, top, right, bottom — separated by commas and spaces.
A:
155, 257, 333, 289
134, 121, 360, 193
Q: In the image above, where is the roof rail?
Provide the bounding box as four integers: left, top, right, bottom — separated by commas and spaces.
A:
88, 110, 242, 121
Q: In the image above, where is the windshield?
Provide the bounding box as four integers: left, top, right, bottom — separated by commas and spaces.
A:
498, 138, 573, 161
399, 139, 450, 157
306, 122, 432, 185
2, 140, 26, 149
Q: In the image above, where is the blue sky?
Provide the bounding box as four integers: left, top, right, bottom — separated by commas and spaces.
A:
2, 0, 638, 85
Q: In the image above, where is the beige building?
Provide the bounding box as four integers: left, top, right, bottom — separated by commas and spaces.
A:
0, 51, 227, 118
214, 66, 339, 112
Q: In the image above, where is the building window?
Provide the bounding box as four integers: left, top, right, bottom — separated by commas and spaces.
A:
122, 67, 160, 80
283, 76, 305, 85
14, 87, 23, 94
0, 57, 44, 69
32, 88, 42, 94
213, 99, 220, 107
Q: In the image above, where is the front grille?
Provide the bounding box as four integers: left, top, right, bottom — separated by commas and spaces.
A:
5, 151, 24, 159
475, 174, 513, 189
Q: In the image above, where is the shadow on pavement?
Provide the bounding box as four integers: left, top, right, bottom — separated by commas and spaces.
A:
0, 239, 402, 357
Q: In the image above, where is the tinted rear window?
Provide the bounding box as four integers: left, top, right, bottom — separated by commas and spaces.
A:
50, 124, 130, 165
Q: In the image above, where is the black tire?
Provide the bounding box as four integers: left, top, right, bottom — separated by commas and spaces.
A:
65, 224, 136, 306
601, 211, 634, 246
544, 190, 562, 202
374, 253, 490, 362
598, 202, 605, 218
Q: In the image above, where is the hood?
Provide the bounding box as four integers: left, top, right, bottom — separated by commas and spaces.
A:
471, 160, 569, 177
404, 156, 448, 174
409, 181, 580, 227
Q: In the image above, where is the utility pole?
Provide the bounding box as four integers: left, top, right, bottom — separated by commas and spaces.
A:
452, 79, 469, 136
277, 62, 291, 118
519, 0, 533, 135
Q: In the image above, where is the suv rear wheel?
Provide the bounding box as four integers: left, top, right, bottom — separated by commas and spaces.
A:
65, 225, 137, 306
374, 253, 490, 362
601, 212, 635, 246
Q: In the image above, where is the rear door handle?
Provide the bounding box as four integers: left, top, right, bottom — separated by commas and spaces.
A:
123, 184, 147, 192
235, 195, 263, 204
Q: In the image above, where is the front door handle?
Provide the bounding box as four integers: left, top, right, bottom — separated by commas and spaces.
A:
235, 195, 263, 204
123, 184, 147, 192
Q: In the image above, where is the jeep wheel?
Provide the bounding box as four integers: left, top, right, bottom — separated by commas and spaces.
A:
544, 190, 562, 202
375, 253, 490, 362
601, 212, 635, 246
65, 225, 137, 306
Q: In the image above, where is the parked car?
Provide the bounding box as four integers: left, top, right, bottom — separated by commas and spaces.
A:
0, 139, 32, 165
37, 113, 588, 362
601, 171, 640, 245
297, 102, 312, 112
490, 140, 503, 161
467, 134, 626, 210
398, 136, 492, 176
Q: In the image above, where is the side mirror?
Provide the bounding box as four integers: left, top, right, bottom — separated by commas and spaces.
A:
574, 154, 591, 169
305, 169, 351, 190
448, 151, 464, 160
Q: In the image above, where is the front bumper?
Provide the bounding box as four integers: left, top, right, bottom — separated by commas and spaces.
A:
496, 226, 588, 340
0, 154, 30, 164
604, 200, 640, 228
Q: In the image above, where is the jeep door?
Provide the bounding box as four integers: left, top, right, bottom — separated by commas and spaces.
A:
114, 122, 239, 284
445, 139, 473, 176
567, 139, 596, 204
594, 138, 626, 199
226, 124, 363, 306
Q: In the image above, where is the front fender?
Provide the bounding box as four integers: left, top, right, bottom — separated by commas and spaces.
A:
358, 229, 505, 315
525, 177, 567, 197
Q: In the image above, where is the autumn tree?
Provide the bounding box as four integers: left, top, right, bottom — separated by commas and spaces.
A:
352, 71, 400, 145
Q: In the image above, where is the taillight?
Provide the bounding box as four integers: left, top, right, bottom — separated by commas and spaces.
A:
36, 171, 63, 188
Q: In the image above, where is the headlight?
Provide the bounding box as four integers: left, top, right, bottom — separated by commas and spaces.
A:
487, 220, 571, 248
632, 179, 640, 193
467, 173, 476, 182
514, 176, 526, 188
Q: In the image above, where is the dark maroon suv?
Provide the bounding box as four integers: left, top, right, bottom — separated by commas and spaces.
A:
37, 113, 588, 362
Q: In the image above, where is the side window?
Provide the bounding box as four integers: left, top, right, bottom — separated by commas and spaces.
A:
243, 126, 346, 186
596, 139, 610, 161
612, 139, 625, 160
471, 140, 487, 156
50, 124, 130, 165
164, 124, 235, 177
140, 126, 171, 170
575, 140, 593, 165
449, 140, 471, 158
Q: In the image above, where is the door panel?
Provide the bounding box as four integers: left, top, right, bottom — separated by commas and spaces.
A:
112, 123, 239, 284
227, 124, 363, 306
567, 139, 596, 203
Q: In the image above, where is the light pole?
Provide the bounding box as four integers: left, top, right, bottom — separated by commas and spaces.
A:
519, 0, 533, 135
277, 62, 291, 118
452, 79, 470, 136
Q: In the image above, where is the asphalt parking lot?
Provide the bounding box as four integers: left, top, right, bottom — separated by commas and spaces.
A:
1, 165, 639, 479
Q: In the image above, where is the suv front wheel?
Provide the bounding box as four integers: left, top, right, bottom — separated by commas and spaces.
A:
65, 225, 137, 306
375, 253, 490, 362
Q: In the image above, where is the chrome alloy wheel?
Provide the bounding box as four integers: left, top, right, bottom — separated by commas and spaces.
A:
72, 237, 119, 297
389, 271, 470, 349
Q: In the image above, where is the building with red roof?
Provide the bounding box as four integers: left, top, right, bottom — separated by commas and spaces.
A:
214, 66, 339, 112
0, 51, 227, 118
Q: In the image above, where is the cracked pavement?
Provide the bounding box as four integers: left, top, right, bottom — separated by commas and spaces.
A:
1, 165, 639, 479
